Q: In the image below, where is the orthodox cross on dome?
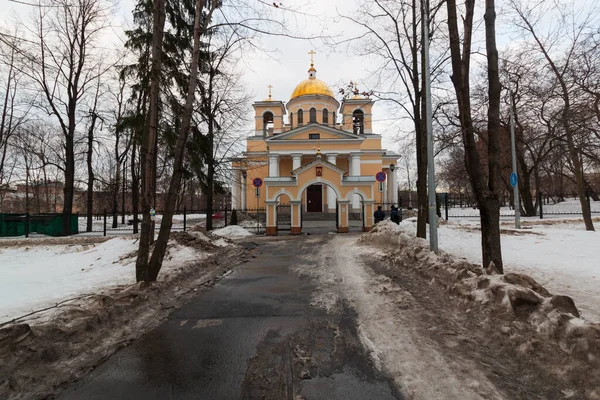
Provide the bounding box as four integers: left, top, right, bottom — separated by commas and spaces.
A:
308, 50, 316, 66
267, 84, 273, 101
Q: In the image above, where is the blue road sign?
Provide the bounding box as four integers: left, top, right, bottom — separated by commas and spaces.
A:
253, 177, 263, 188
510, 172, 518, 187
376, 172, 386, 182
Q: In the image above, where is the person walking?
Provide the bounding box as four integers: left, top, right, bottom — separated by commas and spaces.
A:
374, 206, 385, 223
390, 206, 400, 224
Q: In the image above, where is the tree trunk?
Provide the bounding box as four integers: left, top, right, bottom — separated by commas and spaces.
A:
112, 163, 119, 229
136, 0, 166, 282
147, 0, 204, 280
481, 0, 503, 272
132, 142, 139, 234
447, 0, 503, 272
63, 132, 75, 236
86, 114, 97, 232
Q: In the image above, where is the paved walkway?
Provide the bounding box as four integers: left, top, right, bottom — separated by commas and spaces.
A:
58, 235, 400, 400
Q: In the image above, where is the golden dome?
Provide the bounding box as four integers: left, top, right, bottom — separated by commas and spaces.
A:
290, 78, 334, 100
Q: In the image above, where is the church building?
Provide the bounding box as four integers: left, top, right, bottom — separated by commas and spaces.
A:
231, 53, 399, 235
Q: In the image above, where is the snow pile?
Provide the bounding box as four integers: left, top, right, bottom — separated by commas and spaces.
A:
0, 232, 245, 400
212, 225, 253, 238
361, 229, 600, 396
0, 233, 221, 324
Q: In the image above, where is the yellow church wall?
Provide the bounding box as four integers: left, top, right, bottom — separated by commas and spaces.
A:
279, 158, 293, 176
336, 157, 349, 172
247, 140, 267, 152
360, 138, 382, 150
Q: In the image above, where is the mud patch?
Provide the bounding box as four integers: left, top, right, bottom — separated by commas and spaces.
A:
240, 303, 400, 400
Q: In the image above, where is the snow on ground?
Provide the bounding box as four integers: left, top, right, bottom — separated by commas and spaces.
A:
296, 235, 505, 399
399, 217, 600, 323
212, 225, 254, 238
0, 237, 204, 324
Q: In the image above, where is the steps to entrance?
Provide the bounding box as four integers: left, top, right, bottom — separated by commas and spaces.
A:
302, 212, 336, 221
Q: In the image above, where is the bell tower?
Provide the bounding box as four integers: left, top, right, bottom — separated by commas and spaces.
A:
253, 85, 286, 136
341, 84, 374, 134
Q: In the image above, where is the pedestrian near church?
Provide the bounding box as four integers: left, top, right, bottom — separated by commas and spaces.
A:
374, 206, 385, 223
390, 206, 400, 224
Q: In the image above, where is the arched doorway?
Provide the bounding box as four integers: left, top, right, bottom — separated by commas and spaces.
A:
275, 193, 291, 232
300, 182, 338, 234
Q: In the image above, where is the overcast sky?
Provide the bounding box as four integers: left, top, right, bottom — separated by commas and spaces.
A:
5, 0, 594, 159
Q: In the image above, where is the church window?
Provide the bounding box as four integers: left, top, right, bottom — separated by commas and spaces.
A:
290, 112, 293, 127
263, 111, 274, 136
309, 107, 317, 123
298, 109, 304, 125
323, 109, 329, 124
309, 133, 320, 140
352, 109, 364, 134
332, 111, 336, 126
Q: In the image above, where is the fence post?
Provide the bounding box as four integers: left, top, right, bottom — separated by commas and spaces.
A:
225, 207, 228, 227
183, 206, 187, 232
25, 212, 30, 238
444, 193, 449, 221
103, 209, 107, 236
538, 192, 543, 219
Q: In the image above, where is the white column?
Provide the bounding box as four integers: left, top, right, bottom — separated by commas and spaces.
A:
269, 154, 279, 177
392, 169, 398, 206
241, 173, 247, 211
350, 153, 361, 176
382, 171, 388, 207
350, 153, 361, 210
326, 153, 337, 212
386, 170, 393, 205
231, 170, 240, 209
292, 153, 302, 170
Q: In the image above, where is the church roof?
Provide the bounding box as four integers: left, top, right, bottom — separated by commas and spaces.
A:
290, 78, 334, 100
290, 56, 335, 100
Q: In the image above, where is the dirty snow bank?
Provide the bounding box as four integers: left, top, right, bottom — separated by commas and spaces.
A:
0, 231, 246, 400
212, 225, 254, 238
0, 235, 207, 324
360, 221, 600, 398
296, 235, 506, 399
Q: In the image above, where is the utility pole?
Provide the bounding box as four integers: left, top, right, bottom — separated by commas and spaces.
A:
422, 0, 438, 253
509, 89, 521, 229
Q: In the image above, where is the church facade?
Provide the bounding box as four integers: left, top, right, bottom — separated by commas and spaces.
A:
231, 56, 399, 235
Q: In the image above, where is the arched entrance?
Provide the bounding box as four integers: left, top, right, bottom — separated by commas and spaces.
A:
300, 182, 338, 234
263, 156, 376, 236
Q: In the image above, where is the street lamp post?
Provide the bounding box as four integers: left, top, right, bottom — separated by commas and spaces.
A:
422, 0, 438, 253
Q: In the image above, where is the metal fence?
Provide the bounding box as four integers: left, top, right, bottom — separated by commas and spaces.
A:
441, 193, 600, 220
76, 207, 267, 236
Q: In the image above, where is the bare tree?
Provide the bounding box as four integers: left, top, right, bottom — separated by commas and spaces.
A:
509, 0, 597, 231
340, 0, 447, 238
16, 0, 113, 234
446, 0, 504, 272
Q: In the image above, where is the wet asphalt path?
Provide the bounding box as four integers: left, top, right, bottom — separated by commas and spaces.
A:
57, 235, 401, 400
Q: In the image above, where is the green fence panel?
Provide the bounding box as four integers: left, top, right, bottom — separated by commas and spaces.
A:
0, 213, 79, 237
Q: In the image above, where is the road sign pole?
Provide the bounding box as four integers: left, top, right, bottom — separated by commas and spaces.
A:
509, 89, 521, 229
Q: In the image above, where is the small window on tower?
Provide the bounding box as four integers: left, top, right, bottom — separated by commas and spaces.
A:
323, 109, 329, 124
298, 109, 304, 125
309, 133, 320, 140
289, 112, 293, 127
